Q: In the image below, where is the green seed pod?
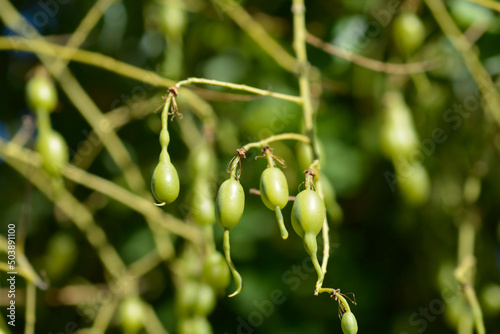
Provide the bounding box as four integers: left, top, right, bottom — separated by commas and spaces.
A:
151, 160, 180, 205
392, 12, 425, 58
119, 296, 145, 333
321, 174, 343, 224
178, 316, 213, 334
341, 311, 358, 334
291, 189, 325, 287
176, 281, 216, 317
203, 251, 230, 291
190, 178, 215, 226
380, 91, 419, 160
35, 129, 69, 177
176, 281, 199, 316
194, 283, 216, 316
159, 0, 187, 39
481, 283, 500, 314
216, 177, 245, 297
291, 189, 325, 238
296, 142, 314, 171
26, 70, 58, 113
296, 141, 325, 171
260, 167, 289, 210
260, 167, 289, 239
43, 231, 77, 282
215, 178, 245, 230
395, 161, 430, 205
189, 143, 217, 178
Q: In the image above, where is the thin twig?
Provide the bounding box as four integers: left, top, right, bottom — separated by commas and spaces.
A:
24, 282, 36, 334
214, 0, 297, 73
89, 298, 119, 334
176, 77, 302, 104
306, 33, 441, 75
0, 262, 38, 284
0, 37, 303, 106
455, 256, 485, 334
143, 303, 170, 334
425, 0, 500, 127
242, 133, 310, 151
0, 139, 202, 243
0, 37, 175, 88
51, 0, 118, 77
0, 1, 146, 193
128, 251, 163, 278
0, 237, 47, 289
0, 153, 127, 279
453, 211, 485, 334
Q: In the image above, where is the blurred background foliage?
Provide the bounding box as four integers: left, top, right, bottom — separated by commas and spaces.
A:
1, 0, 500, 333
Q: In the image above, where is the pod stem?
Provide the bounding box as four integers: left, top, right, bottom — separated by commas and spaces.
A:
35, 108, 51, 133
223, 229, 243, 297
337, 293, 351, 314
311, 252, 324, 289
265, 151, 275, 168
274, 206, 288, 239
161, 95, 173, 131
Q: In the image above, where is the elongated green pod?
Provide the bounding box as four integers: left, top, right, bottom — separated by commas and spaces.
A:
26, 69, 58, 113
215, 177, 245, 297
291, 189, 326, 288
151, 160, 180, 205
260, 167, 289, 239
190, 178, 215, 226
341, 311, 358, 334
291, 189, 325, 238
215, 178, 245, 230
35, 129, 69, 177
202, 251, 230, 291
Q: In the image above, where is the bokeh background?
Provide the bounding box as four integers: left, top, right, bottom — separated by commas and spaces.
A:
1, 0, 500, 333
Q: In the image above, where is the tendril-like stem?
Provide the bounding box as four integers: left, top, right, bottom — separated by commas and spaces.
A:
175, 77, 302, 104
336, 293, 351, 314
274, 206, 288, 239
243, 133, 310, 151
223, 229, 243, 297
310, 251, 324, 289
265, 150, 275, 168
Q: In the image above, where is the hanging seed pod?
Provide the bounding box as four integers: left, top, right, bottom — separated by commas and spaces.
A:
215, 150, 246, 297
151, 158, 180, 205
259, 147, 289, 239
380, 91, 419, 160
202, 251, 230, 291
35, 129, 69, 177
215, 177, 244, 297
395, 161, 430, 205
392, 12, 425, 58
178, 316, 213, 334
119, 295, 145, 333
291, 170, 325, 288
215, 178, 245, 230
260, 166, 289, 238
341, 311, 358, 334
26, 67, 58, 113
151, 90, 180, 205
189, 178, 215, 226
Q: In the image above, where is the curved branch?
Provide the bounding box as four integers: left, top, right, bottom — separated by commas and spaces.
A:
0, 139, 202, 244
306, 33, 441, 75
176, 77, 302, 104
